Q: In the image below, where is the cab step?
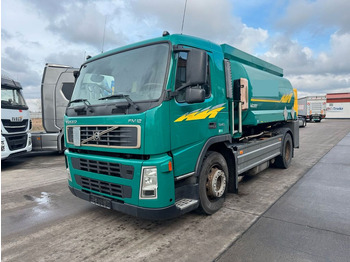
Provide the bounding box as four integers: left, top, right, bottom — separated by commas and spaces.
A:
175, 199, 199, 210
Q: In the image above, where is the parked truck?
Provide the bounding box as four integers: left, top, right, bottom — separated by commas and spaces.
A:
298, 96, 326, 123
32, 64, 77, 153
65, 33, 299, 219
1, 76, 32, 160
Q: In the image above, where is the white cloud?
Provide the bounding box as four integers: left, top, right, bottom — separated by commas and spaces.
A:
131, 0, 268, 53
277, 0, 350, 34
261, 31, 350, 75
234, 25, 269, 54
302, 47, 313, 60
260, 30, 350, 95
2, 0, 350, 100
289, 74, 350, 97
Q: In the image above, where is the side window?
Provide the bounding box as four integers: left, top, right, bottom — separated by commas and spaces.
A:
61, 82, 75, 100
175, 50, 211, 102
175, 52, 188, 89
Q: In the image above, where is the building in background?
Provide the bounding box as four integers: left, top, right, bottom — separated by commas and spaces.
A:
326, 93, 350, 119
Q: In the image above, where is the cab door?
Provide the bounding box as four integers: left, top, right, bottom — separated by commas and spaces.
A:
169, 49, 223, 177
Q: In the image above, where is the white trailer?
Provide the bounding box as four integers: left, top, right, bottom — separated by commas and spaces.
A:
31, 64, 77, 152
1, 76, 32, 160
298, 96, 326, 122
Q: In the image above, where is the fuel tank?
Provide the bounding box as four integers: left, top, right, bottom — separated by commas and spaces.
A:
222, 44, 297, 126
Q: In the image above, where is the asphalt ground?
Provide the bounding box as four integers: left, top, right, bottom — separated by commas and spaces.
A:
2, 119, 350, 262
216, 130, 350, 262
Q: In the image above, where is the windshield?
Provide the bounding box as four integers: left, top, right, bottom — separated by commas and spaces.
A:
70, 43, 169, 106
1, 87, 28, 109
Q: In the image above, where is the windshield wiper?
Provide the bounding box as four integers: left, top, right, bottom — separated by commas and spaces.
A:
99, 94, 139, 111
67, 98, 90, 107
67, 98, 94, 113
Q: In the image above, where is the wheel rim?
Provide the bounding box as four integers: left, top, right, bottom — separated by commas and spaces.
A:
206, 167, 226, 199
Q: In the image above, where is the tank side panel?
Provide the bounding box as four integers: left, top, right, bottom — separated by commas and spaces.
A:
230, 63, 295, 126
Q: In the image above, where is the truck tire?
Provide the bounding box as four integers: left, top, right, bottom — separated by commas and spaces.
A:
275, 133, 293, 169
198, 151, 228, 215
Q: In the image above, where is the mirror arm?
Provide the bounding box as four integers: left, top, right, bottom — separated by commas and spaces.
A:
165, 90, 178, 100
166, 83, 202, 101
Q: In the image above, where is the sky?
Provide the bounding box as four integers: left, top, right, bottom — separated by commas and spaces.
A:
1, 0, 350, 111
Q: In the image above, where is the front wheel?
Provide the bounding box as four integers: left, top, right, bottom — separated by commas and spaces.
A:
198, 151, 228, 215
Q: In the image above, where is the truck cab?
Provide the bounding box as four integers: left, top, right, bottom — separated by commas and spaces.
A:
65, 33, 298, 219
31, 64, 77, 152
1, 76, 32, 160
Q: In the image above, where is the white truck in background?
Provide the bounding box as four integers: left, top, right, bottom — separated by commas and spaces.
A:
1, 76, 32, 160
31, 64, 77, 153
298, 96, 326, 123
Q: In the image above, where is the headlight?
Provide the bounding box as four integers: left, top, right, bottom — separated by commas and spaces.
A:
66, 126, 80, 146
66, 127, 73, 144
140, 167, 157, 199
28, 136, 32, 146
1, 140, 5, 151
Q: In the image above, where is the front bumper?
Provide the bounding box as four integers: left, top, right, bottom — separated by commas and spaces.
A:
66, 149, 201, 219
1, 133, 32, 160
69, 185, 191, 220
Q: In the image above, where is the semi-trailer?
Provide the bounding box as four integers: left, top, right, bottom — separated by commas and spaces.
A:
298, 96, 326, 122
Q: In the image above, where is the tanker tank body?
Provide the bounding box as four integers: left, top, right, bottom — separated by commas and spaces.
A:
221, 44, 297, 136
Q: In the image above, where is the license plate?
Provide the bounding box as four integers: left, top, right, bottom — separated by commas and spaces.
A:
90, 194, 112, 209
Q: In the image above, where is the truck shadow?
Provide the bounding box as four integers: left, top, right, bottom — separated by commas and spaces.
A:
1, 151, 63, 170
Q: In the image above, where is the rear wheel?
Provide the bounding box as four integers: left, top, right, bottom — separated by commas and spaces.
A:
275, 133, 293, 169
198, 151, 228, 215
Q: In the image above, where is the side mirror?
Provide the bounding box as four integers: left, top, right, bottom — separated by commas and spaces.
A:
186, 49, 208, 86
73, 71, 80, 82
185, 87, 205, 104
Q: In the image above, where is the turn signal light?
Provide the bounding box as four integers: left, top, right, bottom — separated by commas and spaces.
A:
168, 161, 173, 172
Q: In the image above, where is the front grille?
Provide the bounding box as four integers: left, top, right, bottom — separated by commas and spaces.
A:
4, 134, 28, 150
78, 126, 139, 148
75, 175, 132, 198
2, 119, 28, 133
71, 157, 134, 179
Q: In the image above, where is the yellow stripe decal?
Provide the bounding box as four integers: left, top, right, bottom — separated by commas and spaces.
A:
175, 104, 225, 122
251, 93, 293, 104
251, 98, 280, 103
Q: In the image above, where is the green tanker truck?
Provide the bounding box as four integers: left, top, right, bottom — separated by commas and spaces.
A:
65, 32, 299, 219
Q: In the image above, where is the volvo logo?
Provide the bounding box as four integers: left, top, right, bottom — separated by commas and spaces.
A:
92, 131, 101, 141
66, 120, 77, 124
